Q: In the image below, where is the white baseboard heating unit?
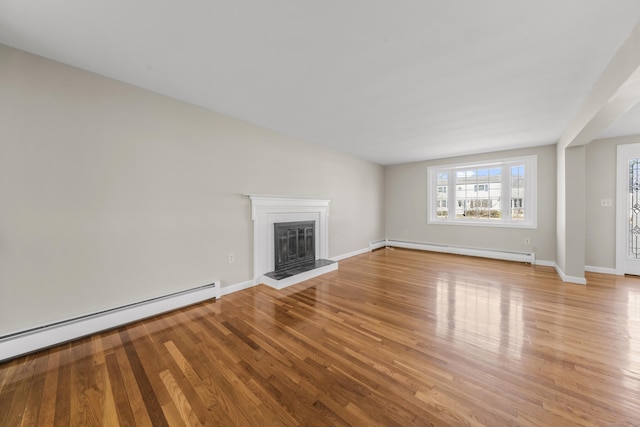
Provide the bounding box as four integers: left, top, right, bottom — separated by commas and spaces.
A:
0, 281, 220, 362
385, 240, 535, 264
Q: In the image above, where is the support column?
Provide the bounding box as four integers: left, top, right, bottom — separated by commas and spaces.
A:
556, 20, 640, 284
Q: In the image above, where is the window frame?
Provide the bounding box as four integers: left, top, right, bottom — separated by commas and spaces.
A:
427, 155, 537, 228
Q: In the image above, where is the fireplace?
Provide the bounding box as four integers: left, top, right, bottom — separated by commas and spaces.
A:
274, 221, 315, 271
247, 194, 338, 289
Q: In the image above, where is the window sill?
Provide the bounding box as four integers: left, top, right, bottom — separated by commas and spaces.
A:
427, 219, 537, 229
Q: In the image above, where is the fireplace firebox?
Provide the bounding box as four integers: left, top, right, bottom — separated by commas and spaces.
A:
274, 221, 315, 271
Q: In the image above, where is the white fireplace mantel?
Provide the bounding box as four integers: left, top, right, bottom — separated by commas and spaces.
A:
246, 195, 331, 285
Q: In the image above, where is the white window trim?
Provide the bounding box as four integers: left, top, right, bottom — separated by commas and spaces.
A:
428, 155, 537, 229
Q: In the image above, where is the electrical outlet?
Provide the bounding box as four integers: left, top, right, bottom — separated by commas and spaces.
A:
403, 229, 409, 237
524, 238, 530, 245
227, 253, 235, 264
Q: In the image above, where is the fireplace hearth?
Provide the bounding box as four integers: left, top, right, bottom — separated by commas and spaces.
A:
265, 259, 336, 281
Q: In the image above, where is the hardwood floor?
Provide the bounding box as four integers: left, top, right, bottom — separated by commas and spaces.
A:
2, 248, 640, 426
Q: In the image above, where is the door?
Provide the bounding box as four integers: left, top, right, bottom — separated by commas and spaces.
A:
617, 143, 640, 275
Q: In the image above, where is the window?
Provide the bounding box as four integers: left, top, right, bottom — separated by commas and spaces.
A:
428, 155, 536, 228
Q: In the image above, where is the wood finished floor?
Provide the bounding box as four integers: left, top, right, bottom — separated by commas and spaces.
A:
2, 248, 640, 426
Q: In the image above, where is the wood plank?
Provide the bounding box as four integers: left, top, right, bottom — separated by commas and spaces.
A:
53, 344, 71, 427
19, 353, 49, 426
159, 369, 202, 426
36, 349, 61, 427
0, 354, 41, 427
104, 351, 136, 426
119, 329, 169, 427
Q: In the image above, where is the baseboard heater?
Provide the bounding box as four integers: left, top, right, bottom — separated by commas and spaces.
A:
0, 281, 220, 362
369, 240, 387, 251
385, 240, 535, 264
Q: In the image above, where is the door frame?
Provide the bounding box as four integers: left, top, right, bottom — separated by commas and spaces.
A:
616, 143, 640, 275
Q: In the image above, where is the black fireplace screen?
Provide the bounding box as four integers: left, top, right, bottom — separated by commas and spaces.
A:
274, 221, 315, 271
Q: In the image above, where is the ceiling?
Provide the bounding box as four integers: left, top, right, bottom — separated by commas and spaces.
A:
2, 1, 640, 165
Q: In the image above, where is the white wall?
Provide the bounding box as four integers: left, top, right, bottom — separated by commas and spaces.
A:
385, 145, 556, 262
0, 44, 385, 336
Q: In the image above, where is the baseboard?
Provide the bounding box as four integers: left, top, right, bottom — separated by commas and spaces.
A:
386, 240, 535, 264
221, 280, 256, 296
554, 264, 587, 285
534, 259, 556, 267
584, 265, 619, 275
369, 240, 387, 251
331, 248, 369, 261
0, 282, 220, 362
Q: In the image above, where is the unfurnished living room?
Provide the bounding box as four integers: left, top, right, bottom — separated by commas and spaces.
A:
2, 1, 640, 426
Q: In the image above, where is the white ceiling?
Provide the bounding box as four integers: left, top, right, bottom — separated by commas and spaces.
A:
2, 1, 640, 165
